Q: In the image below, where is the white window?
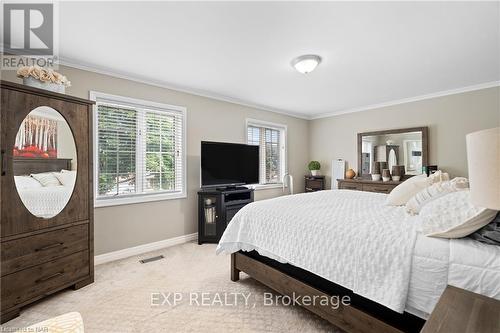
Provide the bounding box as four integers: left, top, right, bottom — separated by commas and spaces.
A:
91, 92, 186, 207
246, 119, 287, 185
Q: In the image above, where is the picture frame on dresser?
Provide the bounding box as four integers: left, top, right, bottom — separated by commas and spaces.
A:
0, 80, 95, 323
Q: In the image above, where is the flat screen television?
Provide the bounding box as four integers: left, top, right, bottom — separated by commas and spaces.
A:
201, 141, 259, 188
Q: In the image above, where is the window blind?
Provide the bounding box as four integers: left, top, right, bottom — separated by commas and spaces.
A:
247, 123, 285, 184
96, 101, 185, 200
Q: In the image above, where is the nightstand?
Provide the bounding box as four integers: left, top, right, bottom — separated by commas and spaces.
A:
305, 175, 325, 192
421, 285, 500, 333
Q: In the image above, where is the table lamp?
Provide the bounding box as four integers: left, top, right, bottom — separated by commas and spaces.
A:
466, 127, 500, 210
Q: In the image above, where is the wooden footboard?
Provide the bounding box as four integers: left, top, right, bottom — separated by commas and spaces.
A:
231, 252, 403, 333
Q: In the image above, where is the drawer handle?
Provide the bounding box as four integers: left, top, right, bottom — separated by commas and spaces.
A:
35, 242, 64, 252
0, 150, 6, 176
36, 271, 64, 283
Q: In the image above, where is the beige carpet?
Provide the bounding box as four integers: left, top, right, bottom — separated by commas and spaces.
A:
2, 242, 343, 332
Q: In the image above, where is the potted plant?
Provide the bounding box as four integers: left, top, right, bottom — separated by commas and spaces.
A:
308, 161, 321, 176
16, 66, 71, 93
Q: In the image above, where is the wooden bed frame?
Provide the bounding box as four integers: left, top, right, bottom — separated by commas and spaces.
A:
13, 157, 72, 176
231, 252, 425, 333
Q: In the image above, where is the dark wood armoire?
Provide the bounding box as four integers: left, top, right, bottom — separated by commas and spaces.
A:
0, 80, 94, 323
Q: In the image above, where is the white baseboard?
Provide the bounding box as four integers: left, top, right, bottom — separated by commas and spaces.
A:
94, 233, 198, 265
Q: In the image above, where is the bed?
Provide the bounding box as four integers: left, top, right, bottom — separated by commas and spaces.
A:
217, 189, 500, 333
13, 157, 74, 219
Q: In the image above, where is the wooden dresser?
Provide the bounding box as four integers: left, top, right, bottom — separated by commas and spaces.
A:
337, 178, 402, 194
1, 81, 94, 323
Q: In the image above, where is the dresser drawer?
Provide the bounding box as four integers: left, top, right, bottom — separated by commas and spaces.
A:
305, 180, 324, 191
339, 183, 363, 191
1, 250, 89, 311
362, 184, 396, 194
1, 224, 88, 276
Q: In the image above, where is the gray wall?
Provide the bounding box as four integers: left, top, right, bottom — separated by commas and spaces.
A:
3, 67, 499, 255
309, 87, 500, 188
2, 67, 309, 255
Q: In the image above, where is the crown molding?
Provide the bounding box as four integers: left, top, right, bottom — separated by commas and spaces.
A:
3, 51, 498, 121
310, 81, 500, 120
57, 57, 311, 120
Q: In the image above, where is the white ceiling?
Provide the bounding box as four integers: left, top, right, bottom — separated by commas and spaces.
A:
57, 1, 499, 119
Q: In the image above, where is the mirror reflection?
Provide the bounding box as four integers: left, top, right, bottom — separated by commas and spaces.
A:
360, 131, 423, 177
13, 106, 77, 219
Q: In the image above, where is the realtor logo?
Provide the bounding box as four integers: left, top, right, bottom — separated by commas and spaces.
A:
3, 3, 54, 55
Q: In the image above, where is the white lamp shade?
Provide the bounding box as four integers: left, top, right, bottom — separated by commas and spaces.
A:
466, 127, 500, 210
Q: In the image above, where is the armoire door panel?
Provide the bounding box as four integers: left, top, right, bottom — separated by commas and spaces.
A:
1, 88, 89, 237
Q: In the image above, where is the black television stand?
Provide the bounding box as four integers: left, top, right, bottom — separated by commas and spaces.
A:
215, 185, 247, 191
198, 187, 254, 244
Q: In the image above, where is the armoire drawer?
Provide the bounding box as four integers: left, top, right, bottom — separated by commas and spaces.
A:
1, 250, 89, 311
1, 224, 89, 276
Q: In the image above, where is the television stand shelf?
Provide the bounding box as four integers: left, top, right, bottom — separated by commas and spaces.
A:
198, 187, 254, 244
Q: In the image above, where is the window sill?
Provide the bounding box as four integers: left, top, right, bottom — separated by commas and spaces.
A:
95, 192, 187, 208
247, 183, 286, 191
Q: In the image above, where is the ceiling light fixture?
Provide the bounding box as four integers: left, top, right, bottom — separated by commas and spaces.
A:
291, 54, 322, 74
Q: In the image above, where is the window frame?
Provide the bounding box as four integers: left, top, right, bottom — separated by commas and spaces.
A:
90, 91, 187, 207
245, 118, 287, 190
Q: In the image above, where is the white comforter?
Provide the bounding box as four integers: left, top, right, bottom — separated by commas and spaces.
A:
407, 234, 500, 318
18, 186, 73, 218
217, 190, 418, 313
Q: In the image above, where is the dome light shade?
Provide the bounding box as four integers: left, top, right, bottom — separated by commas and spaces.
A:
291, 55, 322, 74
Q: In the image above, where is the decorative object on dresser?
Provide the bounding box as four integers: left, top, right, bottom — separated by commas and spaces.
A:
358, 127, 428, 178
308, 160, 321, 176
345, 168, 356, 179
422, 165, 438, 176
382, 169, 391, 182
391, 165, 405, 181
421, 285, 500, 333
338, 178, 402, 194
0, 80, 94, 323
198, 187, 254, 244
16, 66, 71, 94
305, 175, 325, 192
371, 161, 381, 181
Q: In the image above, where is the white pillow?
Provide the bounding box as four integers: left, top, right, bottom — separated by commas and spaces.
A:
14, 176, 43, 190
31, 172, 62, 187
405, 177, 469, 215
385, 170, 450, 206
54, 171, 77, 187
420, 190, 498, 238
385, 174, 433, 206
429, 170, 450, 182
